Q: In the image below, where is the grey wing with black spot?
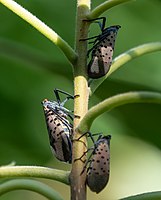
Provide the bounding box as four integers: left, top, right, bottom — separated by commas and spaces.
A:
42, 100, 72, 163
87, 136, 111, 193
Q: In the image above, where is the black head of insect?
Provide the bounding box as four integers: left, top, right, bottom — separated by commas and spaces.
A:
81, 17, 121, 79
41, 89, 74, 163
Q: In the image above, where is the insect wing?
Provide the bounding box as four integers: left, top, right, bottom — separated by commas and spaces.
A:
88, 25, 120, 79
42, 99, 72, 163
49, 113, 72, 163
88, 45, 113, 79
87, 136, 111, 193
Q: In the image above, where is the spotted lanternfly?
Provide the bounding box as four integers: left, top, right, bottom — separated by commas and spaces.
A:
81, 17, 121, 79
86, 135, 111, 193
42, 89, 74, 163
74, 133, 111, 193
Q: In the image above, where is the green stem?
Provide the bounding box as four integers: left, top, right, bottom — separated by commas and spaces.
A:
90, 42, 161, 94
87, 0, 134, 19
0, 0, 77, 65
121, 191, 161, 200
70, 0, 90, 199
77, 91, 161, 132
0, 166, 70, 185
0, 179, 64, 200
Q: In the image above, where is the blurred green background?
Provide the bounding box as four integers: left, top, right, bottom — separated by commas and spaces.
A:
0, 0, 161, 199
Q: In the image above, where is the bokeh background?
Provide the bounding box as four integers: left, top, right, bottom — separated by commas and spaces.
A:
0, 0, 161, 199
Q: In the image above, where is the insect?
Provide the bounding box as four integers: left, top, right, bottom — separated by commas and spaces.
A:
86, 134, 111, 193
42, 89, 75, 163
81, 17, 121, 79
74, 133, 111, 193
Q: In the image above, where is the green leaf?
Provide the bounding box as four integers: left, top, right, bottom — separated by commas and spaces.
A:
121, 191, 161, 200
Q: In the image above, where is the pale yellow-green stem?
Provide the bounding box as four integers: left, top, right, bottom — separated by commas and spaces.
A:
87, 0, 134, 19
0, 179, 63, 200
0, 0, 77, 65
0, 166, 70, 185
77, 91, 161, 132
70, 1, 90, 200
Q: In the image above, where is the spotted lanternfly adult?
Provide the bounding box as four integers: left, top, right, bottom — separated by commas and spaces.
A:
74, 133, 111, 193
75, 133, 111, 193
81, 17, 121, 79
42, 89, 75, 163
86, 135, 111, 193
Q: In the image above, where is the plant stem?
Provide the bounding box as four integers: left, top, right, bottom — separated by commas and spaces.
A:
0, 0, 77, 65
87, 0, 134, 19
0, 179, 64, 200
77, 91, 161, 132
0, 166, 69, 185
70, 0, 90, 200
90, 42, 161, 94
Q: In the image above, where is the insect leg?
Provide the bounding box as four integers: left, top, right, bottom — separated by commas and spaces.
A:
72, 132, 89, 148
67, 113, 80, 121
54, 89, 78, 119
67, 113, 74, 121
73, 132, 104, 175
74, 131, 91, 141
73, 131, 102, 145
80, 35, 100, 42
54, 88, 74, 106
74, 145, 95, 163
67, 94, 80, 120
54, 88, 74, 99
93, 17, 106, 32
80, 147, 95, 175
51, 109, 73, 129
83, 17, 106, 31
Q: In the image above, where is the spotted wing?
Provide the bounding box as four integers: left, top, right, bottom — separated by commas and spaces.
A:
42, 101, 72, 163
88, 45, 113, 79
88, 25, 120, 79
87, 136, 111, 193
